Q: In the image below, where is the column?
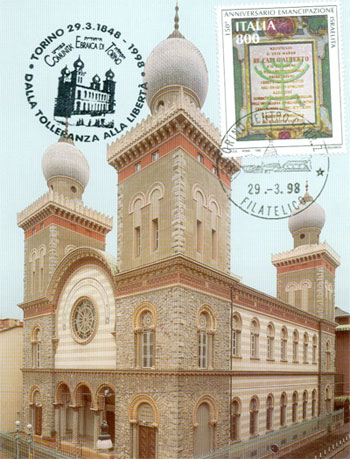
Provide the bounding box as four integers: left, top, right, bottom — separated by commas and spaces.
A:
53, 404, 61, 438
71, 406, 79, 444
130, 420, 138, 459
93, 410, 101, 448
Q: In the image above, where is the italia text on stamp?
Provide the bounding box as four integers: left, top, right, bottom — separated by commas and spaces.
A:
218, 3, 343, 157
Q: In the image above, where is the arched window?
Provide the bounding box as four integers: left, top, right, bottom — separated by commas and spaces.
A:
231, 399, 241, 441
266, 394, 274, 431
325, 386, 332, 413
280, 393, 287, 427
197, 306, 215, 369
29, 249, 38, 295
292, 391, 298, 423
141, 312, 154, 368
281, 327, 288, 361
303, 332, 309, 363
193, 188, 205, 254
31, 327, 41, 368
326, 340, 331, 370
301, 280, 312, 311
232, 313, 242, 357
147, 184, 164, 253
249, 397, 259, 436
266, 323, 275, 360
325, 281, 334, 318
302, 391, 308, 420
293, 330, 299, 362
286, 283, 297, 306
133, 304, 156, 369
208, 198, 220, 261
38, 245, 46, 292
133, 198, 143, 257
312, 389, 317, 417
312, 334, 317, 364
250, 319, 260, 359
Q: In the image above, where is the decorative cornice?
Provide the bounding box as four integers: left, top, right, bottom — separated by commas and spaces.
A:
271, 242, 341, 268
107, 98, 239, 177
17, 190, 113, 234
18, 297, 49, 311
116, 254, 320, 328
21, 368, 321, 377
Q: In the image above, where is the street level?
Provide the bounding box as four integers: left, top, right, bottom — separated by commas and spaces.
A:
280, 423, 350, 458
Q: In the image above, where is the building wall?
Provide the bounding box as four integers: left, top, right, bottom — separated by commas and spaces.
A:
115, 285, 231, 371
118, 145, 231, 274
24, 224, 105, 301
335, 331, 350, 395
55, 263, 116, 369
0, 323, 23, 431
232, 375, 319, 441
231, 305, 319, 372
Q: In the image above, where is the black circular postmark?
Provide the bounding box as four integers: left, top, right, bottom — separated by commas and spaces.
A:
24, 22, 147, 143
217, 109, 329, 220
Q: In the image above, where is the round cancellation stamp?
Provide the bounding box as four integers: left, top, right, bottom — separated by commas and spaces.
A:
24, 22, 148, 143
218, 108, 329, 220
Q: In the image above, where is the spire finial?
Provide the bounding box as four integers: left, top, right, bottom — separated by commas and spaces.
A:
301, 179, 313, 203
168, 2, 185, 39
58, 115, 74, 144
174, 2, 179, 31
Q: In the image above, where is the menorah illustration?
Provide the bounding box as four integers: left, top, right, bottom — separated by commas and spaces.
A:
254, 57, 310, 109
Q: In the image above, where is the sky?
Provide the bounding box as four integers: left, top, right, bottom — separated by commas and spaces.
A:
0, 0, 349, 319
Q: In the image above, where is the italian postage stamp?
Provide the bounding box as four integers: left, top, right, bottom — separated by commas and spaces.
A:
218, 3, 343, 157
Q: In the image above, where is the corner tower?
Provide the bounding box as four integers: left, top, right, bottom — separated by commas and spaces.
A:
271, 186, 340, 320
108, 6, 239, 273
17, 135, 113, 303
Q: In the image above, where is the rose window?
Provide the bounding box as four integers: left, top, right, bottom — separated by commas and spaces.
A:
142, 312, 153, 328
71, 299, 96, 343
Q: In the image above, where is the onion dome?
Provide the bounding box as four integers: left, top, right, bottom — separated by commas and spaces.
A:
93, 74, 101, 83
143, 5, 208, 112
73, 56, 84, 70
61, 66, 70, 77
42, 136, 90, 191
288, 184, 325, 234
105, 69, 115, 79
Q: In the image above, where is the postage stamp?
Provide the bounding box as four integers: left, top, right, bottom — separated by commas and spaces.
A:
218, 3, 343, 157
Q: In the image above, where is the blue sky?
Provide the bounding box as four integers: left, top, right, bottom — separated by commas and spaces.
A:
0, 0, 349, 319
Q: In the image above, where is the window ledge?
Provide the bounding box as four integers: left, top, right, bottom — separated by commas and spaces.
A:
303, 361, 309, 364
266, 358, 275, 362
232, 355, 242, 359
250, 357, 260, 360
230, 439, 241, 445
293, 360, 299, 364
249, 434, 259, 439
280, 359, 288, 363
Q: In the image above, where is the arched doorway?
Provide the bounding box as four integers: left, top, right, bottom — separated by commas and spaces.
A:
193, 396, 217, 457
194, 403, 211, 455
56, 383, 72, 439
96, 386, 115, 444
137, 403, 156, 459
129, 395, 159, 459
31, 389, 42, 436
76, 384, 94, 442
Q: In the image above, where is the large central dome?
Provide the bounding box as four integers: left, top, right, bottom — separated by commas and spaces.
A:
144, 6, 208, 112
